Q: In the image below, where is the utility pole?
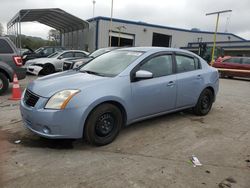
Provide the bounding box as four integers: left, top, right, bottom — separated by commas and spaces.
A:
206, 10, 232, 65
92, 0, 96, 18
109, 0, 114, 47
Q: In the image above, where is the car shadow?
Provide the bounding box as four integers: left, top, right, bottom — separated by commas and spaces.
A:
221, 77, 250, 81
1, 129, 79, 150
1, 110, 195, 150
123, 109, 193, 132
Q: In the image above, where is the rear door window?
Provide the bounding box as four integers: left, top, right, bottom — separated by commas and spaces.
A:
242, 58, 250, 65
0, 39, 14, 53
223, 58, 241, 64
75, 52, 87, 58
175, 55, 199, 73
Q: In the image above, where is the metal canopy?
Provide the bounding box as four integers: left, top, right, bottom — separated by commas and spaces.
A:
7, 8, 89, 32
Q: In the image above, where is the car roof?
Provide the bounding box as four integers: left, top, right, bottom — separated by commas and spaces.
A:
61, 50, 87, 53
117, 47, 198, 56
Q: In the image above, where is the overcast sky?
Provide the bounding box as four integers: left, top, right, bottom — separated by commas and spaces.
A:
0, 0, 249, 40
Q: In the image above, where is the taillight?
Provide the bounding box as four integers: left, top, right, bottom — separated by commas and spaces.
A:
13, 56, 23, 66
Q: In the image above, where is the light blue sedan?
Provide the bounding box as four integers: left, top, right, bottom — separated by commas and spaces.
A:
20, 47, 219, 146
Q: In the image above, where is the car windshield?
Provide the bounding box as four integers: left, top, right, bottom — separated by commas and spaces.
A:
35, 47, 44, 53
47, 52, 59, 58
89, 49, 110, 58
80, 50, 143, 77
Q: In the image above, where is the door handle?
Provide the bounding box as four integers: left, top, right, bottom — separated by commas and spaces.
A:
167, 81, 175, 86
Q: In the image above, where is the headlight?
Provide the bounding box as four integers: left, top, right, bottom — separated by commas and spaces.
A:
73, 61, 83, 69
45, 90, 80, 110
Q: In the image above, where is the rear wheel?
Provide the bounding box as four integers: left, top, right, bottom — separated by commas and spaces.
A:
84, 103, 122, 146
41, 64, 55, 75
0, 72, 9, 95
193, 89, 213, 116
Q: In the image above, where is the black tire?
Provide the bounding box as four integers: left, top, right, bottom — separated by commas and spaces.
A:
84, 103, 122, 146
41, 64, 55, 75
0, 72, 9, 95
193, 89, 213, 116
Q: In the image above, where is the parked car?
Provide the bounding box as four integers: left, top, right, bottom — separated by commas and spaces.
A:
0, 37, 26, 95
20, 47, 219, 146
25, 50, 89, 75
213, 56, 250, 78
63, 47, 118, 71
17, 47, 34, 56
22, 46, 66, 63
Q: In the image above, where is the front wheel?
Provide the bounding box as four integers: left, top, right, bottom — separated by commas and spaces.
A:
84, 103, 122, 146
193, 89, 213, 116
41, 64, 55, 75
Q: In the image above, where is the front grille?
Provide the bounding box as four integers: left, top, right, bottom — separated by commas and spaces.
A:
24, 90, 39, 107
63, 62, 72, 70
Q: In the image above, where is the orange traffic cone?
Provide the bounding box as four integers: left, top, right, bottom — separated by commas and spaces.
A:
9, 74, 22, 100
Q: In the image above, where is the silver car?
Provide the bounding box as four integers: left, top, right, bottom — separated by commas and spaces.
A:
25, 50, 89, 75
20, 47, 219, 146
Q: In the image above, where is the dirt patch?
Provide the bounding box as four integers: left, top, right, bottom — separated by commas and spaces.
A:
0, 129, 75, 150
0, 130, 8, 187
218, 177, 237, 188
190, 117, 205, 124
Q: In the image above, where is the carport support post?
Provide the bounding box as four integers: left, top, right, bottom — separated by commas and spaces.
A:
18, 16, 22, 52
109, 0, 114, 47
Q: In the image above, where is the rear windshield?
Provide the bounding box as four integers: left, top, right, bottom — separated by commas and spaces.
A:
0, 39, 14, 53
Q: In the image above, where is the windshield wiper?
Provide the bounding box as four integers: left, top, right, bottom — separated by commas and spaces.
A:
80, 70, 105, 76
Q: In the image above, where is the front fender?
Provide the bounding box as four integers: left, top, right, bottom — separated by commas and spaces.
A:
78, 96, 128, 136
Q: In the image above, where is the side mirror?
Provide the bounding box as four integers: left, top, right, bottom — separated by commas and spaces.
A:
135, 70, 153, 80
58, 56, 63, 60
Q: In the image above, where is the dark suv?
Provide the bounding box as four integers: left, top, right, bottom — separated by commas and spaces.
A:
0, 37, 26, 95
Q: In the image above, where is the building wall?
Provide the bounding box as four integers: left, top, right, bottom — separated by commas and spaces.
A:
96, 19, 242, 49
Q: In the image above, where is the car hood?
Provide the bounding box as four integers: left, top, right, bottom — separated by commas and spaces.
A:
28, 70, 110, 97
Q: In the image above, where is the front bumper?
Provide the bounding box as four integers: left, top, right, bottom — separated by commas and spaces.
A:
26, 65, 43, 75
20, 92, 88, 139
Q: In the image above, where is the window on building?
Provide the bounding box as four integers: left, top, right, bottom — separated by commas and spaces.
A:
152, 33, 172, 47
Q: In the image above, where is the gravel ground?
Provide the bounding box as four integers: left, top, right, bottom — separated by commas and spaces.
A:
0, 75, 250, 188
